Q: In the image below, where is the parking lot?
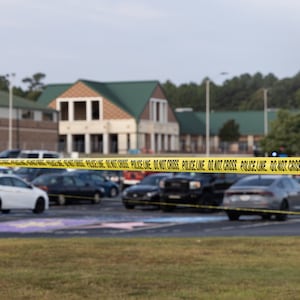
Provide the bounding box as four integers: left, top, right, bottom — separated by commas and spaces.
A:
0, 194, 300, 238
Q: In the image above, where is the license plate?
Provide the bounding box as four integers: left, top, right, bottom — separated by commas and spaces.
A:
240, 195, 250, 201
168, 195, 181, 199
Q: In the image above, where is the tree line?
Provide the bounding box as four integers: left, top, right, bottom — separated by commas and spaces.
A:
1, 71, 300, 111
162, 72, 300, 111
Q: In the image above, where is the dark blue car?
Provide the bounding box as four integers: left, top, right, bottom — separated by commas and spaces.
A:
71, 170, 119, 198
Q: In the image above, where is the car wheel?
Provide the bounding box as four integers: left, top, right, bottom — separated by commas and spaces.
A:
33, 197, 45, 214
262, 214, 272, 220
200, 192, 214, 213
57, 194, 66, 206
123, 202, 135, 209
0, 199, 9, 213
160, 203, 174, 212
92, 193, 101, 204
109, 187, 118, 198
275, 200, 289, 221
227, 211, 240, 221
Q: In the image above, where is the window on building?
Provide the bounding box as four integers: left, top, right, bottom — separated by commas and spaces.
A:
59, 135, 66, 152
74, 101, 86, 120
109, 134, 118, 154
73, 135, 85, 152
238, 141, 248, 153
21, 110, 34, 119
150, 100, 167, 123
92, 101, 100, 120
60, 102, 68, 121
156, 102, 160, 122
91, 134, 103, 153
42, 112, 54, 121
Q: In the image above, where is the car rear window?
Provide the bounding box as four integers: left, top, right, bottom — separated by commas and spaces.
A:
43, 153, 59, 158
235, 177, 275, 187
20, 153, 39, 158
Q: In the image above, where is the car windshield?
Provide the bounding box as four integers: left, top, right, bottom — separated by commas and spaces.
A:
234, 177, 275, 187
140, 175, 166, 186
0, 150, 19, 157
33, 175, 54, 185
15, 168, 37, 175
175, 172, 210, 177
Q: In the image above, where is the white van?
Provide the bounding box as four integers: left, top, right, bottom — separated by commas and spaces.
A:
19, 150, 61, 159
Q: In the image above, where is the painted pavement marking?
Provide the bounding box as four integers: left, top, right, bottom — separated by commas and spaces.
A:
0, 215, 227, 233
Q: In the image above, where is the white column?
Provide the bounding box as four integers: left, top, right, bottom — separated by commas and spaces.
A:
67, 134, 72, 153
69, 101, 74, 121
248, 135, 254, 152
157, 133, 162, 152
85, 133, 91, 154
150, 133, 155, 152
164, 134, 168, 151
170, 135, 176, 151
103, 133, 109, 154
129, 133, 137, 150
86, 100, 91, 121
118, 133, 128, 154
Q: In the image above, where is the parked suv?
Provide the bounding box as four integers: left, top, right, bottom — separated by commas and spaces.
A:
159, 172, 243, 212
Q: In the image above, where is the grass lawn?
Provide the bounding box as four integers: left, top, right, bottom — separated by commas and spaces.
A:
0, 237, 299, 299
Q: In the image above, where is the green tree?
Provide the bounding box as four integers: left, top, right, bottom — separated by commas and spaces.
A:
260, 110, 300, 156
219, 119, 240, 142
0, 75, 9, 91
22, 72, 46, 100
22, 72, 46, 91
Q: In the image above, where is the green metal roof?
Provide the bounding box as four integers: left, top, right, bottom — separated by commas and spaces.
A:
37, 83, 72, 107
102, 80, 160, 119
37, 80, 160, 120
175, 111, 205, 134
176, 110, 279, 135
0, 90, 56, 111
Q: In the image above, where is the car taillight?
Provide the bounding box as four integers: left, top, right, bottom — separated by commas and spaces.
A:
258, 191, 274, 196
37, 185, 48, 192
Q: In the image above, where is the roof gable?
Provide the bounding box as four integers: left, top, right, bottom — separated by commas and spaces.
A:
86, 80, 159, 119
37, 84, 71, 107
38, 80, 161, 119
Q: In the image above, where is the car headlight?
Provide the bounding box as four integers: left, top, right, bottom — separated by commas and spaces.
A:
223, 198, 229, 205
146, 191, 157, 198
159, 180, 165, 188
189, 181, 201, 189
122, 190, 128, 197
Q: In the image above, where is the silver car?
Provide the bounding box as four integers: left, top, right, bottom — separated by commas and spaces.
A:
223, 175, 300, 221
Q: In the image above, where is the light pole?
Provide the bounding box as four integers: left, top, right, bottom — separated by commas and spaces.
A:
205, 79, 210, 156
7, 73, 15, 150
263, 88, 268, 135
205, 72, 228, 156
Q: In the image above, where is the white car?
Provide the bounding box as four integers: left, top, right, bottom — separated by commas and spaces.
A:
18, 150, 61, 159
0, 174, 49, 213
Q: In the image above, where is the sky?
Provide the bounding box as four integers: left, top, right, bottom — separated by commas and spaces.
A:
1, 0, 300, 87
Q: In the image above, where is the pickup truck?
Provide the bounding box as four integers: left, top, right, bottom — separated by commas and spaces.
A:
159, 172, 243, 212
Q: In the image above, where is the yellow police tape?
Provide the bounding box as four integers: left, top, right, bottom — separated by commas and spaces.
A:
2, 156, 300, 174
124, 199, 300, 216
